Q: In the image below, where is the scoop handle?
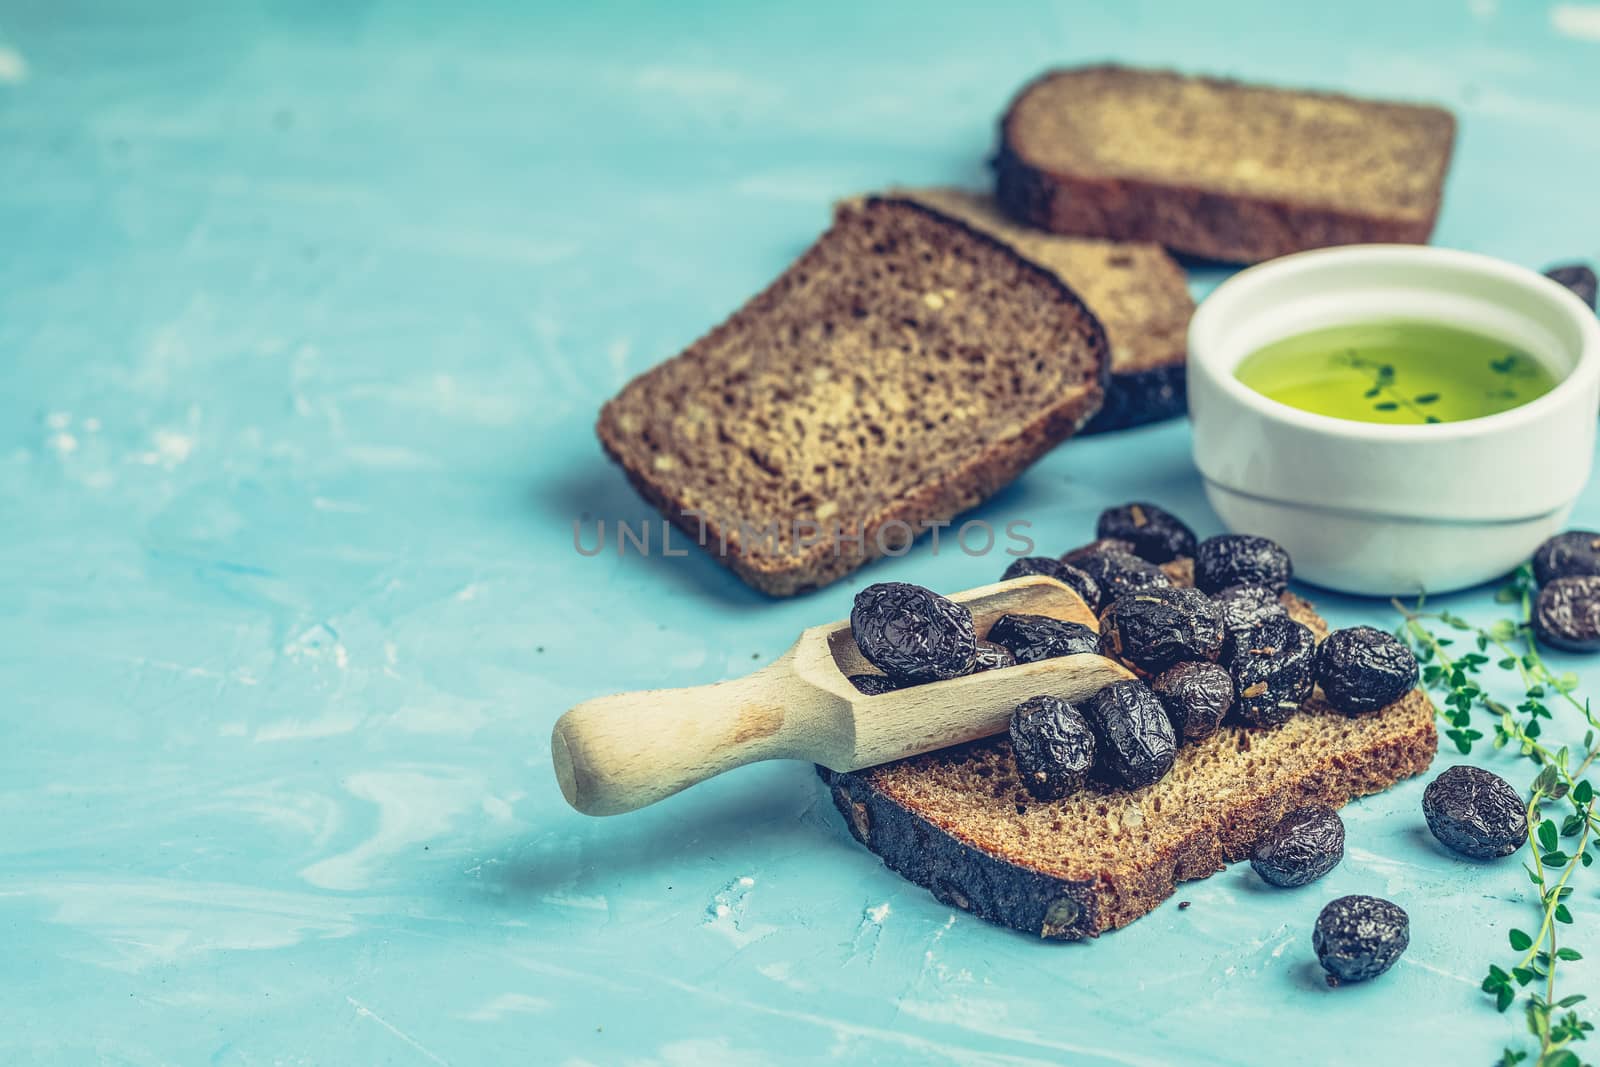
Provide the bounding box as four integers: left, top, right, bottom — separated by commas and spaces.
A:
551, 646, 841, 816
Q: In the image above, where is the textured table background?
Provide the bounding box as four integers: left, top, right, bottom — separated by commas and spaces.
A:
4, 1, 1600, 1064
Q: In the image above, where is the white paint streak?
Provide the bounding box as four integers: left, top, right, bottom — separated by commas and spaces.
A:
0, 46, 27, 85
348, 997, 450, 1065
344, 444, 443, 470
253, 710, 364, 742
662, 978, 1120, 1066
735, 170, 848, 203
1401, 956, 1480, 985
635, 66, 751, 97
152, 429, 194, 466
702, 875, 773, 947
459, 992, 551, 1022
7, 877, 370, 971
49, 432, 78, 455
299, 770, 482, 890
1552, 3, 1600, 39
540, 891, 609, 912
312, 496, 367, 514
607, 337, 631, 383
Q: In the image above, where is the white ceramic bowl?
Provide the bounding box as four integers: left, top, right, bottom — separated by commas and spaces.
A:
1188, 245, 1600, 596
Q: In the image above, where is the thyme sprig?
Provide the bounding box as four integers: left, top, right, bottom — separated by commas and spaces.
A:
1337, 351, 1443, 423
1394, 565, 1597, 1067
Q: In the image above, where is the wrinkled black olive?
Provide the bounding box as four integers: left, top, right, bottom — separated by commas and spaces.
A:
986, 614, 1100, 664
1060, 538, 1136, 563
850, 582, 977, 685
1099, 587, 1225, 675
971, 640, 1018, 673
1250, 805, 1345, 887
1231, 620, 1316, 726
1313, 895, 1409, 985
1065, 548, 1173, 602
1001, 556, 1102, 612
1422, 765, 1528, 860
1009, 695, 1097, 801
1095, 502, 1198, 564
1151, 660, 1233, 742
1213, 584, 1291, 659
1545, 262, 1598, 311
1533, 530, 1600, 586
848, 673, 899, 696
1084, 679, 1177, 789
1194, 534, 1293, 594
1534, 576, 1600, 652
1315, 626, 1419, 715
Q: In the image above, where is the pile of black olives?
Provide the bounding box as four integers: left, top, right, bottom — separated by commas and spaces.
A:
842, 501, 1557, 991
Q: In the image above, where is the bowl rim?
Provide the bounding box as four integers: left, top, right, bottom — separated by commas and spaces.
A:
1188, 243, 1600, 442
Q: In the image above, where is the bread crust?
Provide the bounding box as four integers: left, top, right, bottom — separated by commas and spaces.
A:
821, 691, 1435, 939
597, 197, 1111, 597
995, 66, 1457, 264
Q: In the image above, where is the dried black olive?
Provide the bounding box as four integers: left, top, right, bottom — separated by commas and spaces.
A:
1545, 262, 1598, 311
1001, 556, 1102, 612
1533, 530, 1600, 586
850, 582, 977, 685
1099, 587, 1225, 675
1009, 695, 1097, 801
1313, 895, 1408, 985
1315, 626, 1419, 715
1250, 805, 1345, 887
1151, 660, 1233, 742
1194, 534, 1293, 594
1534, 575, 1600, 652
1213, 584, 1291, 659
1065, 547, 1173, 602
1084, 679, 1177, 789
971, 640, 1018, 673
848, 673, 899, 696
1231, 620, 1316, 727
987, 614, 1100, 664
1095, 502, 1198, 564
1060, 538, 1136, 563
1422, 764, 1528, 860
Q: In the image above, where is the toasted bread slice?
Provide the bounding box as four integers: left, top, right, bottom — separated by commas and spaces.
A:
820, 589, 1437, 939
895, 187, 1193, 432
597, 196, 1110, 596
994, 66, 1457, 263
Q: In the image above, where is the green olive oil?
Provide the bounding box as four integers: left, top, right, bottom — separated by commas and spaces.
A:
1234, 320, 1559, 425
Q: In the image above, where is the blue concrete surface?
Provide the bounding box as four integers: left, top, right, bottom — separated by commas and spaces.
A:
3, 1, 1599, 1063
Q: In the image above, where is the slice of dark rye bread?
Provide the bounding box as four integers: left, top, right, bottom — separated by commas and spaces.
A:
820, 588, 1438, 940
994, 66, 1457, 264
597, 196, 1110, 597
894, 187, 1194, 433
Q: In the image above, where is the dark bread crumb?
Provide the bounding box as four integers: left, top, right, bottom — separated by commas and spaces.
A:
889, 188, 1193, 433
598, 197, 1110, 596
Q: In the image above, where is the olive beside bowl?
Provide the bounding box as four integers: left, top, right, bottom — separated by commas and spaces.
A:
1188, 245, 1600, 597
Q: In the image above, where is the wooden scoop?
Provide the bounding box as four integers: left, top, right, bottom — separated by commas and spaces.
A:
551, 576, 1134, 815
